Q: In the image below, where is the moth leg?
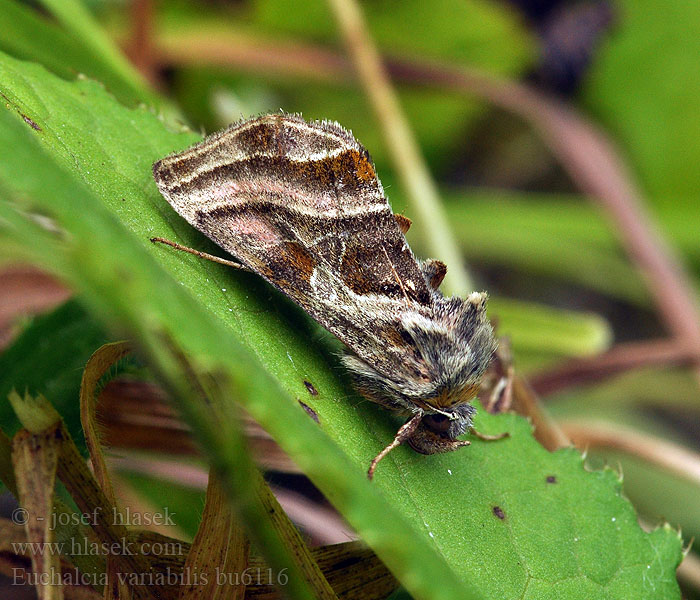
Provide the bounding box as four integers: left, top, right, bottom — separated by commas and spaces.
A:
481, 338, 514, 413
421, 259, 447, 290
368, 412, 423, 480
394, 213, 412, 234
150, 237, 251, 271
483, 371, 513, 414
471, 428, 509, 442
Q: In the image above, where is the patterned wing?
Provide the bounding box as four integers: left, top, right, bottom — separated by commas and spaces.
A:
153, 114, 434, 379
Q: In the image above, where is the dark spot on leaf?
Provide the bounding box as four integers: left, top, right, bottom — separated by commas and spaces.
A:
116, 267, 134, 283
492, 506, 506, 520
303, 380, 318, 396
22, 114, 41, 131
298, 400, 319, 423
546, 475, 557, 484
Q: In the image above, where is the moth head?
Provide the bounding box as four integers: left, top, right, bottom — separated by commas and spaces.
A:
343, 291, 496, 418
408, 403, 476, 454
399, 291, 496, 410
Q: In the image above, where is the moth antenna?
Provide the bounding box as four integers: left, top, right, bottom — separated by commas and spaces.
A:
411, 399, 456, 419
381, 244, 410, 305
150, 237, 251, 272
368, 412, 423, 480
434, 406, 457, 419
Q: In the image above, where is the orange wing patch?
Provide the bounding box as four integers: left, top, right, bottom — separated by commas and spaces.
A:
280, 241, 316, 283
354, 150, 376, 182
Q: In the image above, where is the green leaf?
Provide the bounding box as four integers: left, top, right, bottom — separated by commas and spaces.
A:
0, 0, 167, 111
36, 0, 145, 95
583, 0, 700, 202
0, 300, 109, 451
443, 192, 652, 306
0, 53, 682, 598
547, 367, 700, 546
252, 0, 533, 72
490, 297, 612, 360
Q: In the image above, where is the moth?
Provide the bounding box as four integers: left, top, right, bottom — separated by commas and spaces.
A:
152, 113, 505, 479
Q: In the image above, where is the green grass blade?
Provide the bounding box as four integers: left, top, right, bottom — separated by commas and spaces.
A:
0, 0, 168, 112
37, 0, 151, 100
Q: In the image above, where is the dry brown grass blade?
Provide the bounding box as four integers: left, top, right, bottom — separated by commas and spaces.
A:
510, 376, 570, 452
98, 380, 197, 456
98, 379, 299, 472
79, 341, 134, 600
127, 530, 396, 600
0, 429, 17, 493
1, 427, 106, 584
52, 420, 157, 600
250, 469, 339, 599
245, 542, 397, 600
80, 342, 132, 504
0, 519, 102, 600
11, 408, 64, 600
301, 543, 397, 600
178, 473, 248, 600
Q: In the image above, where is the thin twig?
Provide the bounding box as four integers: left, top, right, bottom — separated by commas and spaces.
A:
479, 341, 570, 450
323, 0, 472, 295
678, 550, 700, 593
560, 420, 700, 488
531, 339, 700, 396
153, 31, 350, 81
127, 0, 158, 85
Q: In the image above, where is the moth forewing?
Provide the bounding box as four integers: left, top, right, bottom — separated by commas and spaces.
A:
152, 113, 503, 479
